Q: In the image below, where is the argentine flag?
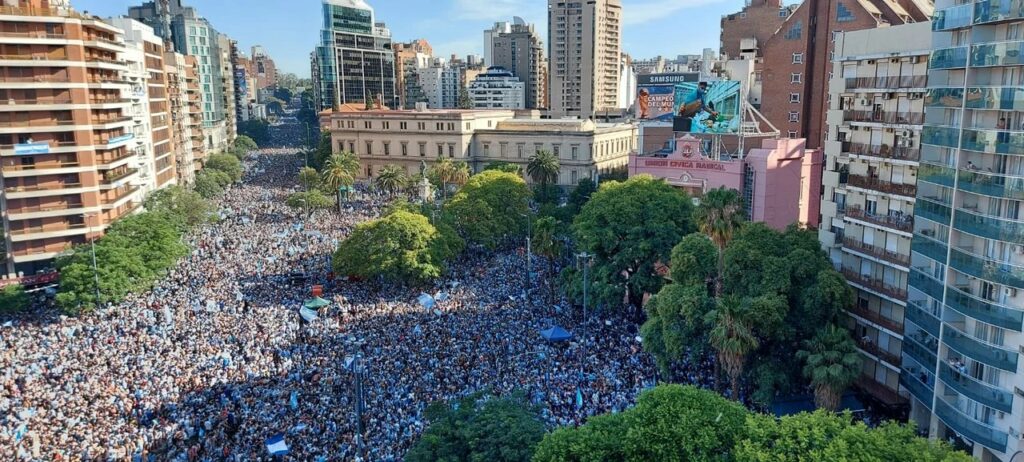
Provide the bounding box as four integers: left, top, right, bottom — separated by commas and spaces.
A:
266, 433, 289, 456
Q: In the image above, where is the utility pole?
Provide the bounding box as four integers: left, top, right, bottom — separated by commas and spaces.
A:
81, 213, 100, 306
575, 252, 593, 330
523, 212, 532, 293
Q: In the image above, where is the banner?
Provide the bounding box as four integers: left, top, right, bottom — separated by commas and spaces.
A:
636, 86, 676, 121
265, 434, 289, 456
673, 81, 742, 134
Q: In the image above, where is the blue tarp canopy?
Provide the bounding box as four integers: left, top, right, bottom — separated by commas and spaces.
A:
540, 326, 573, 342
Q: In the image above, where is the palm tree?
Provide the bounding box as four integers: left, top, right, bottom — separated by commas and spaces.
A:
705, 295, 759, 400
693, 187, 745, 297
375, 164, 408, 197
431, 157, 457, 200
532, 216, 561, 303
451, 161, 471, 189
796, 323, 862, 411
527, 150, 560, 189
321, 151, 360, 208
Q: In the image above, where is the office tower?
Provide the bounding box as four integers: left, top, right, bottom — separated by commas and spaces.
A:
312, 0, 397, 110
393, 39, 432, 108
490, 17, 547, 110
483, 21, 511, 67
0, 1, 145, 276
250, 45, 277, 90
129, 0, 233, 154
901, 2, 1024, 459
106, 17, 176, 195
548, 0, 622, 118
720, 0, 930, 148
468, 67, 526, 109
818, 22, 931, 415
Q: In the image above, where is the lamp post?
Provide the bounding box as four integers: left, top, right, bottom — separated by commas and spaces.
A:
81, 213, 100, 306
522, 212, 532, 293
345, 340, 367, 461
575, 252, 593, 330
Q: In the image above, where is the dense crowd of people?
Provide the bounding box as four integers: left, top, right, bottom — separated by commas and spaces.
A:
0, 140, 693, 460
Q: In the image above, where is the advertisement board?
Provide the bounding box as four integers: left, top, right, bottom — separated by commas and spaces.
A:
636, 73, 700, 121
673, 81, 742, 134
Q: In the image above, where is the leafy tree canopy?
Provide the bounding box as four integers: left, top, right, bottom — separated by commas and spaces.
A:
0, 285, 30, 313
333, 211, 458, 285
286, 190, 334, 210
444, 170, 530, 248
205, 154, 243, 183
408, 392, 546, 462
144, 185, 215, 231
193, 170, 226, 199
483, 161, 523, 175
237, 119, 271, 146
234, 135, 258, 152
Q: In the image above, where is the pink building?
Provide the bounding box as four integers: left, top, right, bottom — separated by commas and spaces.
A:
628, 135, 822, 230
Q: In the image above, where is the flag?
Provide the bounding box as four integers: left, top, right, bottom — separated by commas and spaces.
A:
265, 434, 289, 456
13, 423, 27, 442
289, 390, 299, 410
417, 293, 435, 309
575, 388, 584, 409
299, 306, 318, 323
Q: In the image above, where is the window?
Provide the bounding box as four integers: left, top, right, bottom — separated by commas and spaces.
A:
837, 2, 855, 22
484, 143, 490, 156
400, 122, 408, 130
383, 121, 389, 130
553, 145, 560, 157
401, 142, 408, 156
785, 20, 802, 40
788, 112, 800, 122
792, 53, 804, 64
448, 144, 454, 158
571, 170, 578, 183
466, 122, 471, 130
500, 143, 508, 158
437, 144, 444, 157
384, 142, 390, 156
832, 30, 841, 42
365, 141, 372, 155
788, 130, 798, 138
448, 123, 455, 131
436, 123, 444, 130
417, 122, 426, 130
517, 144, 525, 158
571, 145, 578, 160
791, 73, 803, 84
348, 142, 355, 152
790, 93, 801, 103
419, 143, 426, 157
364, 121, 371, 129
779, 9, 788, 17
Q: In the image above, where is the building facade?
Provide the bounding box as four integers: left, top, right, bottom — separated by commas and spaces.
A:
0, 1, 145, 276
163, 50, 199, 186
417, 61, 459, 109
393, 39, 432, 108
482, 21, 511, 68
321, 108, 635, 186
490, 19, 547, 110
901, 2, 1024, 459
720, 0, 931, 149
547, 0, 622, 118
468, 67, 525, 109
312, 0, 397, 110
818, 23, 931, 413
250, 44, 276, 90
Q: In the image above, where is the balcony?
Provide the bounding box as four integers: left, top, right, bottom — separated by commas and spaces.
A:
855, 375, 905, 406
934, 398, 1008, 453
9, 222, 87, 239
921, 125, 960, 149
0, 30, 66, 39
845, 206, 914, 232
948, 247, 1024, 290
843, 269, 908, 301
975, 0, 1024, 24
939, 363, 1013, 413
942, 324, 1018, 372
899, 370, 934, 409
6, 202, 85, 219
961, 128, 1024, 155
843, 236, 911, 267
911, 237, 949, 264
844, 142, 920, 162
909, 268, 946, 301
848, 303, 904, 333
957, 170, 1024, 200
100, 168, 137, 185
0, 95, 73, 106
954, 207, 1024, 243
933, 3, 974, 31
945, 285, 1024, 331
971, 40, 1024, 68
847, 174, 917, 197
906, 299, 942, 337
915, 197, 952, 225
905, 330, 940, 370
918, 163, 956, 188
845, 75, 927, 90
843, 110, 925, 125
929, 46, 969, 70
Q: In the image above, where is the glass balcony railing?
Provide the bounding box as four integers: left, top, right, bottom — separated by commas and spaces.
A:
915, 197, 953, 225
963, 86, 1024, 111
900, 370, 935, 408
906, 299, 942, 337
934, 3, 975, 30
953, 208, 1024, 242
911, 237, 950, 264
957, 170, 1024, 200
939, 362, 1013, 413
930, 46, 969, 70
942, 324, 1019, 372
971, 40, 1024, 68
975, 0, 1024, 24
934, 398, 1008, 453
910, 267, 947, 301
926, 87, 964, 108
918, 163, 957, 188
949, 247, 1024, 290
945, 285, 1024, 331
921, 125, 961, 149
961, 128, 1024, 155
904, 330, 940, 370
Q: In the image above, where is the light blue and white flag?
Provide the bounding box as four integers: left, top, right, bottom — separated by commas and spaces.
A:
417, 293, 435, 309
299, 306, 318, 323
575, 388, 584, 409
266, 433, 289, 456
289, 390, 299, 410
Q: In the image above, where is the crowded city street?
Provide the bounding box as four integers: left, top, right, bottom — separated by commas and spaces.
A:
0, 143, 685, 461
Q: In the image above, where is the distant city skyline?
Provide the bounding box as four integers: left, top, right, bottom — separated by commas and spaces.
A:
72, 0, 736, 76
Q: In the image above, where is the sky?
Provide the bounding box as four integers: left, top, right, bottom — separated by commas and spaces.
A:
72, 0, 740, 76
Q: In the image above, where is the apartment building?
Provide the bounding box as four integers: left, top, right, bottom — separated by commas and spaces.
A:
0, 1, 145, 276
417, 61, 460, 109
250, 44, 276, 90
819, 23, 931, 414
547, 0, 622, 118
468, 67, 525, 109
164, 50, 202, 185
721, 0, 931, 149
393, 39, 432, 108
490, 18, 547, 110
217, 34, 236, 143
899, 1, 1024, 459
321, 108, 635, 186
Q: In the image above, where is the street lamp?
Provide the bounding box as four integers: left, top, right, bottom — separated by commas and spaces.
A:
575, 252, 594, 329
521, 212, 532, 293
345, 340, 368, 461
80, 213, 100, 307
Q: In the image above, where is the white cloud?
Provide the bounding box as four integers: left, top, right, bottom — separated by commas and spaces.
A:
451, 0, 545, 22
623, 0, 730, 25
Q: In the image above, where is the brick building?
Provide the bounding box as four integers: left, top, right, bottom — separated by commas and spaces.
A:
721, 0, 931, 149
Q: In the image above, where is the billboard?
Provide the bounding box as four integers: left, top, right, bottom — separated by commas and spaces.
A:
672, 81, 742, 134
636, 73, 700, 121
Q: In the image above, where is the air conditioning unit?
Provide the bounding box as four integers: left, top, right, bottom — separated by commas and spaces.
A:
909, 56, 920, 64
884, 93, 895, 100
860, 98, 870, 106
901, 130, 912, 138
867, 59, 875, 64
1007, 287, 1019, 298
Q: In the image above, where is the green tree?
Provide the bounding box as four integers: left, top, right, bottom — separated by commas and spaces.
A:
641, 283, 713, 376
451, 161, 471, 189
484, 161, 522, 175
144, 186, 215, 230
408, 392, 546, 462
566, 178, 597, 215
298, 166, 321, 191
234, 134, 258, 152
706, 295, 760, 398
444, 170, 530, 248
311, 131, 333, 169
0, 284, 30, 312
375, 164, 408, 196
568, 175, 694, 309
430, 157, 457, 199
333, 210, 448, 285
527, 150, 560, 191
533, 385, 749, 462
321, 151, 360, 207
796, 324, 862, 411
735, 411, 972, 462
205, 154, 243, 182
237, 119, 271, 146
193, 170, 225, 199
532, 216, 562, 303
458, 86, 472, 109
694, 187, 745, 297
286, 190, 333, 211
